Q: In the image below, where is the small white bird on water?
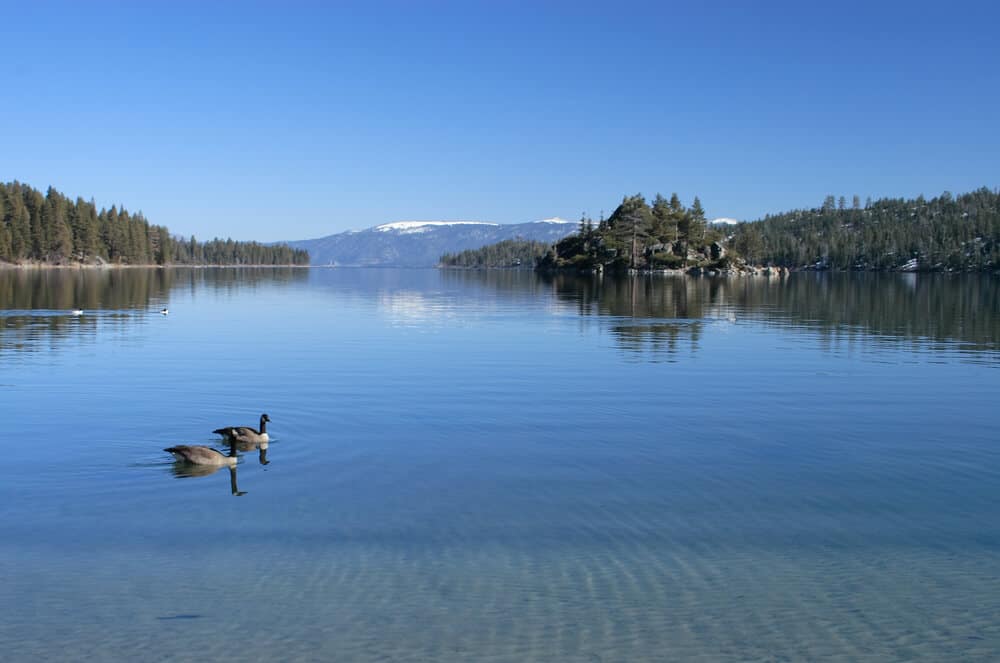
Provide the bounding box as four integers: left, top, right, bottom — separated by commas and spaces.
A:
71, 309, 83, 316
160, 308, 169, 315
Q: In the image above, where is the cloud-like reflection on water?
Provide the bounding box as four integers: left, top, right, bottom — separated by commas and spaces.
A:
376, 290, 461, 328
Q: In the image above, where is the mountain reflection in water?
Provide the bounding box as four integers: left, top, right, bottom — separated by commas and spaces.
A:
2, 268, 997, 364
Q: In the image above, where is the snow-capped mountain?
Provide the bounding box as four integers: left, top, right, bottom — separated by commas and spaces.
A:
286, 219, 576, 267
374, 221, 498, 234
709, 217, 741, 225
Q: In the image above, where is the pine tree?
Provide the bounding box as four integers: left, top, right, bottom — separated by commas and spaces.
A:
651, 193, 672, 242
101, 206, 120, 261
0, 193, 9, 261
27, 189, 47, 259
12, 205, 31, 260
44, 190, 73, 261
607, 194, 652, 268
688, 197, 707, 246
0, 226, 9, 261
669, 193, 686, 243
72, 197, 99, 259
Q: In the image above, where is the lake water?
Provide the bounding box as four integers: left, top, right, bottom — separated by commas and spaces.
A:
1, 268, 998, 661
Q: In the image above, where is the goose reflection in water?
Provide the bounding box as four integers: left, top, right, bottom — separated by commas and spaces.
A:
241, 439, 270, 466
169, 460, 247, 496
166, 441, 248, 496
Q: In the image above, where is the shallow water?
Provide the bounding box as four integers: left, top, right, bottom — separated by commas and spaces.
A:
1, 268, 998, 661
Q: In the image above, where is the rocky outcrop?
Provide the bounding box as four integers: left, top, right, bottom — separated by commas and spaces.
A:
710, 242, 726, 261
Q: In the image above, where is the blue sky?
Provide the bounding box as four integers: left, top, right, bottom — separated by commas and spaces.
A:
1, 1, 998, 240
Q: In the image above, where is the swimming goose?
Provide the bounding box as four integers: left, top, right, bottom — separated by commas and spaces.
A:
213, 413, 270, 444
164, 444, 237, 466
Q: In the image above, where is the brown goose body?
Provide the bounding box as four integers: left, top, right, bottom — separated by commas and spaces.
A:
165, 445, 237, 466
214, 413, 270, 444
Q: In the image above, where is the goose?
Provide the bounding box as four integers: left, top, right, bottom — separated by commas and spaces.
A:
71, 309, 83, 316
214, 413, 270, 445
164, 444, 237, 466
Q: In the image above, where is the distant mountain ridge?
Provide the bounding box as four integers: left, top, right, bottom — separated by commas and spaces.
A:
286, 219, 577, 266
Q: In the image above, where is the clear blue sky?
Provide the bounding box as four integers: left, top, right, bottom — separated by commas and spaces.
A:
2, 0, 998, 241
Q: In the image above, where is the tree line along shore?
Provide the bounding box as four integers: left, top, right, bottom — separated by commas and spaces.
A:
441, 188, 1000, 274
0, 181, 309, 267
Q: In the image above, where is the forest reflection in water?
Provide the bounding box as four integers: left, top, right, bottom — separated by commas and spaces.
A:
2, 266, 999, 662
2, 267, 998, 362
0, 267, 308, 357
443, 269, 1000, 362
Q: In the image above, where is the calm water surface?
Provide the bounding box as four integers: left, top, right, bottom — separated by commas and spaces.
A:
1, 268, 998, 661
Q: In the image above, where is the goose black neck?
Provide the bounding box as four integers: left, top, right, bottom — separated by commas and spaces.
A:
259, 415, 268, 434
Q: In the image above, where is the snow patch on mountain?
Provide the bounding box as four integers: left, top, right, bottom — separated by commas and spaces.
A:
375, 221, 499, 233
287, 219, 577, 266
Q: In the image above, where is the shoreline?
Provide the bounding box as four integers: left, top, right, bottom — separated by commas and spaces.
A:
534, 265, 999, 277
0, 262, 311, 270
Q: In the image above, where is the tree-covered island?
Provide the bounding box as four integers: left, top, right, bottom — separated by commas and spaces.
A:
0, 181, 309, 266
537, 193, 725, 273
442, 188, 999, 274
